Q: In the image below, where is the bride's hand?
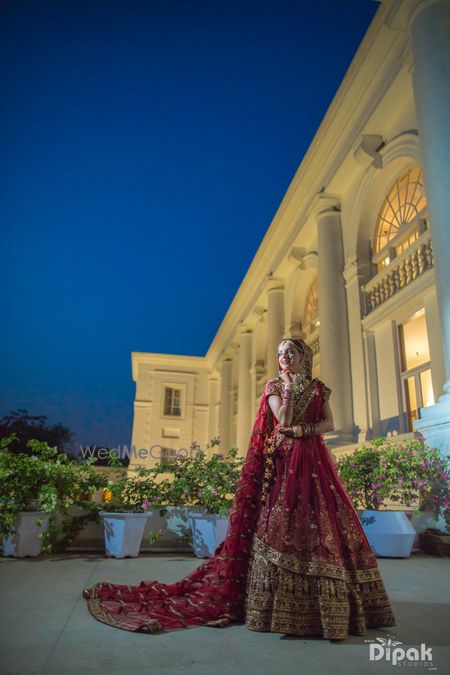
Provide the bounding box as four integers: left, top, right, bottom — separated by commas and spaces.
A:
279, 426, 304, 437
279, 369, 295, 386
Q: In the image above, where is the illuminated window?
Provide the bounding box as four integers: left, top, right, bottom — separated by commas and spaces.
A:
303, 278, 319, 334
163, 387, 181, 416
373, 166, 427, 271
395, 229, 419, 256
398, 309, 434, 431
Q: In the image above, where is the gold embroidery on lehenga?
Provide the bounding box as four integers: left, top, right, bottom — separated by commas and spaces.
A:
244, 536, 396, 638
84, 581, 238, 633
83, 583, 165, 633
267, 378, 321, 450
291, 378, 320, 425
264, 378, 283, 398
247, 376, 396, 637
261, 378, 324, 503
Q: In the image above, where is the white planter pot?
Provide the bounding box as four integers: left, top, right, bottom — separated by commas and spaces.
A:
2, 511, 49, 557
140, 506, 207, 551
164, 505, 194, 540
100, 512, 149, 558
360, 510, 416, 558
188, 513, 229, 558
214, 516, 229, 547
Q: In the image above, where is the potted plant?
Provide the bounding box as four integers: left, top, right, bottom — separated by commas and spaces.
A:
337, 437, 450, 558
158, 439, 244, 557
99, 453, 166, 558
0, 436, 105, 557
128, 464, 195, 549
415, 452, 450, 556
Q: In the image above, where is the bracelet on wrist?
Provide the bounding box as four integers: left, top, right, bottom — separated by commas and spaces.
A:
298, 422, 321, 436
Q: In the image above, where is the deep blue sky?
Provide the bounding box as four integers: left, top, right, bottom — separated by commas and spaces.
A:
0, 0, 378, 453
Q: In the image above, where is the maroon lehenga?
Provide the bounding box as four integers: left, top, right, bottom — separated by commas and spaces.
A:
83, 376, 396, 639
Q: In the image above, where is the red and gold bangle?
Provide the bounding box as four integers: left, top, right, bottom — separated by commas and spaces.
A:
300, 422, 321, 436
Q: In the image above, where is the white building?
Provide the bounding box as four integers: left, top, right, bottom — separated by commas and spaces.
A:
130, 0, 450, 468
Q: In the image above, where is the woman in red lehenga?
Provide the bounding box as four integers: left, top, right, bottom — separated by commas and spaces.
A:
83, 337, 396, 640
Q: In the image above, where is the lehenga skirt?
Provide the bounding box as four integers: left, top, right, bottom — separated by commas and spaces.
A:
244, 433, 397, 639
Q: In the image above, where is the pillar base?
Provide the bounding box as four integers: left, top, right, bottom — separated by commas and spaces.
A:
357, 430, 370, 444
323, 430, 356, 449
413, 392, 450, 460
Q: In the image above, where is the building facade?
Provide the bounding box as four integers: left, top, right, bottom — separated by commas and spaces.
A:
130, 0, 450, 468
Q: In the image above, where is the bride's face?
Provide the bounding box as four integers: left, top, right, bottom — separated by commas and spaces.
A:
277, 341, 301, 373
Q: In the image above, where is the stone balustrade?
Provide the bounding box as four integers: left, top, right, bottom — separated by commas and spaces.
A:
363, 231, 434, 314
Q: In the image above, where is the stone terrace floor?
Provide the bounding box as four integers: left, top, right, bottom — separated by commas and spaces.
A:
0, 550, 449, 675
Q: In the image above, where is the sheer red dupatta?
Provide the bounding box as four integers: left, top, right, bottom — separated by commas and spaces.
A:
83, 386, 274, 632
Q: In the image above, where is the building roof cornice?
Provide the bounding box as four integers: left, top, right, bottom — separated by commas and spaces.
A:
205, 0, 410, 368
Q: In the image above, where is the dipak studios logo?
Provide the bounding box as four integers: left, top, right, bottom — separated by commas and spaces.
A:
365, 635, 436, 669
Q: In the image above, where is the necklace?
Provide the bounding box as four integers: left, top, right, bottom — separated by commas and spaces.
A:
278, 372, 309, 396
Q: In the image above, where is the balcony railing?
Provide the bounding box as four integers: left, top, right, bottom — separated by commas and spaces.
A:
362, 231, 434, 315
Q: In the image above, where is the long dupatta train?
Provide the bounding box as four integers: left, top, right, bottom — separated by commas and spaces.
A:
83, 384, 275, 632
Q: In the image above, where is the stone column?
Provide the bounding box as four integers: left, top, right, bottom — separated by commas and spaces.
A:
266, 278, 285, 379
423, 290, 446, 401
409, 0, 450, 455
251, 310, 267, 413
362, 329, 381, 438
343, 256, 370, 441
207, 373, 219, 444
230, 348, 239, 448
231, 388, 238, 448
315, 194, 354, 440
237, 326, 253, 456
218, 357, 232, 453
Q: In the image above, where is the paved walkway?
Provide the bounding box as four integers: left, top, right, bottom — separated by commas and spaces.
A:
0, 551, 449, 675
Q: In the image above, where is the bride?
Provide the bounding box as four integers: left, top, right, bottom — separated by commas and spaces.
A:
83, 337, 396, 640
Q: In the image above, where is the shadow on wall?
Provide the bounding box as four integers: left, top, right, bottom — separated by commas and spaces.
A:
369, 414, 409, 440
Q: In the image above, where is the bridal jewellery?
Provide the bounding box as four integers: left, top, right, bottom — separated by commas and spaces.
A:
292, 422, 321, 437
280, 373, 308, 406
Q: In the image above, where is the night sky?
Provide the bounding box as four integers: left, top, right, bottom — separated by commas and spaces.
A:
0, 0, 378, 453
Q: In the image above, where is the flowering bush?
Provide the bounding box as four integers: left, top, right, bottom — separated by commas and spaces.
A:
0, 436, 106, 551
336, 437, 450, 531
151, 439, 245, 517
100, 450, 169, 512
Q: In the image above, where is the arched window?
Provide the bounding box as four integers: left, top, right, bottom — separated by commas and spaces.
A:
373, 165, 428, 272
303, 278, 319, 335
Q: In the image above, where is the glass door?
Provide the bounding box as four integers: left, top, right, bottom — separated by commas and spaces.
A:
398, 309, 434, 431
